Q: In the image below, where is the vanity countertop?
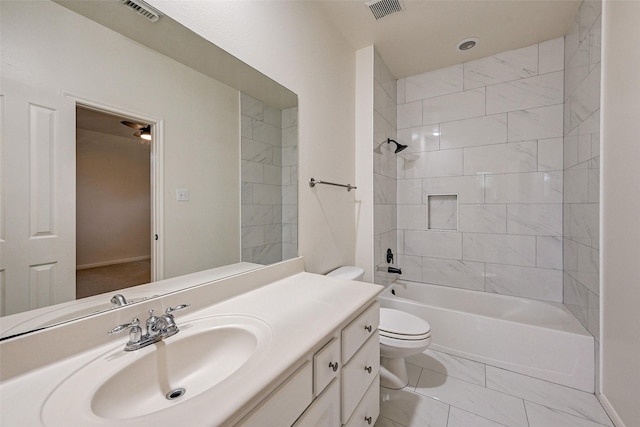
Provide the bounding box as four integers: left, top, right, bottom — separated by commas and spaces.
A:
0, 265, 382, 426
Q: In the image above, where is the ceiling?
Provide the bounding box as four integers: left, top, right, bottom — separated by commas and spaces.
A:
313, 0, 580, 79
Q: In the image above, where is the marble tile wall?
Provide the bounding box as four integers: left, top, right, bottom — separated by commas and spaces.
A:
563, 1, 601, 342
281, 106, 299, 260
374, 49, 399, 286
241, 94, 298, 264
396, 38, 565, 302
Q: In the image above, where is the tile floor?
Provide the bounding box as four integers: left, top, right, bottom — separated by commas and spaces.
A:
375, 349, 612, 427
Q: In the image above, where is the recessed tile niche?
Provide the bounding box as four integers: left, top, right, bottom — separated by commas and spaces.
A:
427, 194, 458, 230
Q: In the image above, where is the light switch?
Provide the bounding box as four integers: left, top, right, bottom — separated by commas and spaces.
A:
176, 189, 190, 201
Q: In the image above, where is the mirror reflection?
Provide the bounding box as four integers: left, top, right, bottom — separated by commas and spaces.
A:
0, 0, 298, 338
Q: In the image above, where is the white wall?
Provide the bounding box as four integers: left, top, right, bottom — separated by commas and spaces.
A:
147, 1, 357, 274
2, 1, 241, 278
355, 46, 375, 282
600, 1, 640, 425
76, 129, 150, 268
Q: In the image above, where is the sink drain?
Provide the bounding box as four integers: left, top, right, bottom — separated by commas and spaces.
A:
166, 388, 186, 400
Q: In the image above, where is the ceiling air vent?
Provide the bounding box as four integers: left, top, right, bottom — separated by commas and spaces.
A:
366, 0, 405, 20
120, 0, 162, 23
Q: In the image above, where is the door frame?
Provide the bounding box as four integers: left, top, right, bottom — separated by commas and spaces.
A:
66, 92, 164, 282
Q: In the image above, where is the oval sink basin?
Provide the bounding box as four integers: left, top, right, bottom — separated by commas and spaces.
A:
42, 315, 272, 424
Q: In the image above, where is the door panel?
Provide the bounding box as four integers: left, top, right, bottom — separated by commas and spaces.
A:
1, 80, 76, 315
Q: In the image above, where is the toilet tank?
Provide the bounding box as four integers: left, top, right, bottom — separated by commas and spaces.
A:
326, 266, 365, 281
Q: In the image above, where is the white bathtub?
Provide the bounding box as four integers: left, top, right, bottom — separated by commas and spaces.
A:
379, 280, 595, 392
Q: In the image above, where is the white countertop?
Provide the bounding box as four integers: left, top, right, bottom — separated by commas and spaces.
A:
0, 263, 382, 426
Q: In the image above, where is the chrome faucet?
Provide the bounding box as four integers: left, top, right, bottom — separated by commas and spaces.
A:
110, 294, 128, 306
109, 304, 190, 351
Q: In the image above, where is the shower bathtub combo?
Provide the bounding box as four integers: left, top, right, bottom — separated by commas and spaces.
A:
378, 280, 595, 392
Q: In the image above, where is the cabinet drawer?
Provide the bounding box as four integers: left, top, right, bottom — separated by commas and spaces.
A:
342, 333, 380, 423
344, 376, 380, 427
236, 361, 312, 427
314, 337, 341, 396
293, 378, 340, 427
342, 302, 379, 363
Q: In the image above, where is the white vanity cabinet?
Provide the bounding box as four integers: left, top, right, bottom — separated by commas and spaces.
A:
341, 302, 380, 425
236, 301, 380, 427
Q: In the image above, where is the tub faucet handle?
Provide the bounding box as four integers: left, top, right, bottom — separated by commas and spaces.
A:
388, 266, 402, 275
386, 248, 394, 264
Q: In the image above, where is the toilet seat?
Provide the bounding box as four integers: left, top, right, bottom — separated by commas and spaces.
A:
380, 329, 431, 341
379, 308, 431, 341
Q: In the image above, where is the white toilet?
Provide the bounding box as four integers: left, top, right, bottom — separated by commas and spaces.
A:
327, 266, 432, 389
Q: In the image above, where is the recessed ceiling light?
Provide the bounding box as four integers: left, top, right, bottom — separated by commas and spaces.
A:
456, 37, 479, 51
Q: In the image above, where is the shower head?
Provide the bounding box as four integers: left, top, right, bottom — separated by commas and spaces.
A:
387, 138, 408, 153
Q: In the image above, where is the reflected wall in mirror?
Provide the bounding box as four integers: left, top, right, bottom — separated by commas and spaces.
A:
0, 0, 298, 339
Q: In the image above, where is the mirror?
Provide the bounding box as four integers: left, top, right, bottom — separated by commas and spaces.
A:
0, 0, 298, 339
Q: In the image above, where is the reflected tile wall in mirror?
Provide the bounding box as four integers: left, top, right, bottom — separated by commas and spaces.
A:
241, 94, 298, 264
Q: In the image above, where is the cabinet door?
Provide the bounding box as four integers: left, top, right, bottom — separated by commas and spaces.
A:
342, 302, 379, 363
342, 333, 380, 423
236, 362, 312, 427
344, 376, 379, 427
293, 379, 340, 427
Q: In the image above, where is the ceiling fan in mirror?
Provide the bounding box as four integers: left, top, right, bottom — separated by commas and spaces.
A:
121, 120, 152, 142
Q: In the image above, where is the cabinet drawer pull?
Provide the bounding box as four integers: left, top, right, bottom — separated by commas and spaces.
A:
365, 416, 372, 424
364, 325, 372, 332
328, 361, 339, 372
364, 366, 372, 374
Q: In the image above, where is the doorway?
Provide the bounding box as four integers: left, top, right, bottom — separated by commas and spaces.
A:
75, 106, 153, 298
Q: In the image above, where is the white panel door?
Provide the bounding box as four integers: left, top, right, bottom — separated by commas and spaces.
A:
1, 80, 76, 316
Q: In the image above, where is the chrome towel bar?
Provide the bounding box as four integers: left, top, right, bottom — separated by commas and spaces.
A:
309, 177, 357, 192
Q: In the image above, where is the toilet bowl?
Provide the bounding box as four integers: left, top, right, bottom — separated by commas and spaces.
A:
379, 308, 431, 389
326, 266, 432, 389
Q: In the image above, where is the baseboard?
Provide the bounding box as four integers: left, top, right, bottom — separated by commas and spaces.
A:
76, 255, 150, 270
598, 393, 626, 427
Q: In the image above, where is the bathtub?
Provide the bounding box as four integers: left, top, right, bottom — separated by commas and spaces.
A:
379, 280, 595, 392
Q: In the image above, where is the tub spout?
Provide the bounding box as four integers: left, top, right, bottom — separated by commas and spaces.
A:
388, 267, 402, 274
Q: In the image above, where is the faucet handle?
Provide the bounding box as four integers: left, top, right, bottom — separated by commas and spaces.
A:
165, 304, 190, 315
108, 318, 141, 335
109, 319, 143, 350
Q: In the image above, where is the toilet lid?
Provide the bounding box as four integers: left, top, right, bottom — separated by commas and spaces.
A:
379, 308, 431, 338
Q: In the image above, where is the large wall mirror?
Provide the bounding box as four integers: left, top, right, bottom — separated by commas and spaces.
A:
0, 0, 298, 338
